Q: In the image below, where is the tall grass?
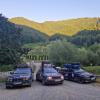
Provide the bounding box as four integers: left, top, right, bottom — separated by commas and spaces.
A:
0, 65, 14, 72
83, 66, 100, 75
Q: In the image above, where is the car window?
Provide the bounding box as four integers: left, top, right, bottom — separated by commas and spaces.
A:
44, 68, 58, 73
74, 69, 85, 73
44, 64, 52, 68
14, 68, 31, 74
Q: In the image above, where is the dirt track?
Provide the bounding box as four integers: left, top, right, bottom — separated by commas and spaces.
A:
0, 81, 100, 100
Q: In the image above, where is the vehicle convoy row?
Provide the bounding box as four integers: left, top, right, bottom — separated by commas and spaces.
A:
5, 62, 96, 88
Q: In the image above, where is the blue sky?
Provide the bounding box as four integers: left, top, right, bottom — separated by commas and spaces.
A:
0, 0, 100, 22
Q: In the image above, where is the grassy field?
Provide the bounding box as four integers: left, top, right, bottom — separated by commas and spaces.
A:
0, 65, 14, 83
0, 65, 14, 72
0, 77, 6, 83
96, 78, 100, 83
83, 66, 100, 84
83, 66, 100, 75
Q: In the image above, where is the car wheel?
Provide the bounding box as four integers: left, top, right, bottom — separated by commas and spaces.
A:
32, 78, 34, 82
28, 80, 32, 87
36, 75, 39, 81
28, 83, 32, 87
6, 85, 11, 89
60, 81, 63, 85
36, 77, 39, 81
36, 76, 38, 81
42, 79, 46, 85
74, 77, 79, 82
78, 78, 84, 84
28, 82, 32, 87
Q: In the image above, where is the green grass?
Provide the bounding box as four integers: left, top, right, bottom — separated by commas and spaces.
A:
0, 65, 14, 83
0, 77, 6, 83
0, 65, 14, 72
96, 78, 100, 83
83, 66, 100, 75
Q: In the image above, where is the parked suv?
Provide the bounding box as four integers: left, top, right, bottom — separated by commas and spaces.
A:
64, 68, 96, 83
6, 67, 33, 88
36, 67, 64, 85
61, 63, 96, 83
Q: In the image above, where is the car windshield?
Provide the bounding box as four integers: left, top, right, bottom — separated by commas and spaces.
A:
74, 69, 85, 73
44, 64, 52, 68
14, 68, 31, 74
44, 68, 57, 73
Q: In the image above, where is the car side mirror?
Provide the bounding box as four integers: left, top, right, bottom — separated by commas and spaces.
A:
10, 71, 14, 74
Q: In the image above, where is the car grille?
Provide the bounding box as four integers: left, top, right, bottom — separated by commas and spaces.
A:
90, 76, 95, 78
52, 76, 61, 79
13, 78, 23, 82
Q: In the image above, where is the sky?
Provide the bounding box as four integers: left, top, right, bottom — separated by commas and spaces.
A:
0, 0, 100, 22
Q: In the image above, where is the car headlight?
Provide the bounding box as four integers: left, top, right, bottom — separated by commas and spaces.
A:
47, 76, 52, 80
61, 75, 64, 80
8, 78, 13, 82
23, 77, 29, 80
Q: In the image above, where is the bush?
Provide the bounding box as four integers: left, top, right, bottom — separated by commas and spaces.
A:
0, 65, 14, 72
83, 66, 100, 75
48, 40, 78, 65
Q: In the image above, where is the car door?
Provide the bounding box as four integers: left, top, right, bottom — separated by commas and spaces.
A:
36, 69, 42, 81
30, 69, 33, 81
67, 69, 74, 80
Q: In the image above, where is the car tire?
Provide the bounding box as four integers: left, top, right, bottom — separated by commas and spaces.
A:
60, 81, 63, 85
42, 79, 46, 85
78, 78, 84, 84
32, 78, 34, 82
28, 84, 32, 87
74, 77, 79, 82
36, 77, 39, 81
6, 85, 11, 89
28, 82, 32, 87
36, 75, 39, 81
28, 80, 32, 87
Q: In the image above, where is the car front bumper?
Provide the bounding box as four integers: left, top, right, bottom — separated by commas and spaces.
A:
45, 79, 64, 84
6, 80, 31, 87
83, 77, 96, 83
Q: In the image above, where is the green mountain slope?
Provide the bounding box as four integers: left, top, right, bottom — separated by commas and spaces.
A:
18, 25, 49, 44
9, 17, 98, 36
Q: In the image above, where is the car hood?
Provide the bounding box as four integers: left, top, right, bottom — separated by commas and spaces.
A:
77, 72, 94, 77
9, 74, 30, 78
44, 73, 61, 77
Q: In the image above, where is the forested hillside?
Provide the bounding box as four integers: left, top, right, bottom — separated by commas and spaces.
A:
9, 17, 98, 36
19, 25, 49, 44
1, 14, 100, 67
0, 14, 22, 65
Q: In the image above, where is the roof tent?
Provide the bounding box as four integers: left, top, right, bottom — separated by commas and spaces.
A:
64, 63, 80, 69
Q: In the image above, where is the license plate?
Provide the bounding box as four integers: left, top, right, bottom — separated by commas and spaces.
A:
55, 79, 61, 82
91, 77, 95, 80
14, 82, 22, 85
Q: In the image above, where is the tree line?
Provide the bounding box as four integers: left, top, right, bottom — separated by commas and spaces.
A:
0, 14, 100, 66
0, 14, 22, 65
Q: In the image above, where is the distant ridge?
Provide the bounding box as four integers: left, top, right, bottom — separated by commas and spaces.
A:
9, 17, 99, 36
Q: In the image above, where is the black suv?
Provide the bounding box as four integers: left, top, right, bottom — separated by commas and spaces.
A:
6, 68, 33, 88
36, 67, 64, 85
63, 68, 96, 83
